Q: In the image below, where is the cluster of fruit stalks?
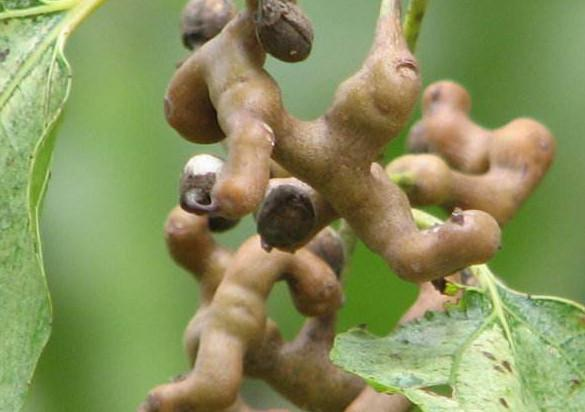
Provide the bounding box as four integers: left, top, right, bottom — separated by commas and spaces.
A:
139, 0, 555, 411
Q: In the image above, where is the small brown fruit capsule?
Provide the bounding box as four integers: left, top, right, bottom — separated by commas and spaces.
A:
181, 0, 236, 50
256, 182, 316, 251
179, 154, 223, 214
256, 0, 314, 62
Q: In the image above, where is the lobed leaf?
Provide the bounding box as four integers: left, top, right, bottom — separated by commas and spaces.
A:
0, 0, 103, 410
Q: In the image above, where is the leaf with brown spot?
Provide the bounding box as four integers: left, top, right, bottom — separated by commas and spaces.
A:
332, 265, 585, 411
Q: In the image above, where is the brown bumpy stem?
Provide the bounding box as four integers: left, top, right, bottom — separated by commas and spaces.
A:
166, 10, 281, 218
246, 231, 412, 412
156, 208, 289, 412
166, 0, 501, 280
148, 0, 559, 408
388, 81, 556, 225
149, 208, 261, 412
145, 229, 343, 411
149, 209, 469, 411
148, 215, 408, 411
248, 314, 366, 412
313, 161, 500, 282
165, 206, 232, 303
406, 81, 494, 173
273, 0, 500, 282
212, 116, 275, 219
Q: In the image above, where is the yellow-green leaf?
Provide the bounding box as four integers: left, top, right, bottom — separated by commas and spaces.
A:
0, 1, 104, 410
332, 212, 585, 412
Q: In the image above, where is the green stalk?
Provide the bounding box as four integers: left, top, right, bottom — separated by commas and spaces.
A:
62, 0, 108, 35
403, 0, 429, 52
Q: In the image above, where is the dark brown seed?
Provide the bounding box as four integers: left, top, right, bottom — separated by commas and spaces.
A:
181, 0, 236, 50
256, 184, 316, 249
256, 0, 314, 62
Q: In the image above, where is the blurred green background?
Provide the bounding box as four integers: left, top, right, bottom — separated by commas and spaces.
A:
23, 0, 585, 410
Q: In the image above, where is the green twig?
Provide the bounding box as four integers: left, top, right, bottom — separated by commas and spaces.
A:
403, 0, 429, 52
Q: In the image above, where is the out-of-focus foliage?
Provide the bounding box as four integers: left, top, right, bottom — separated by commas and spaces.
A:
23, 1, 585, 411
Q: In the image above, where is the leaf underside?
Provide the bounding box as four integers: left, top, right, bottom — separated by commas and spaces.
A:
0, 1, 84, 410
332, 280, 585, 412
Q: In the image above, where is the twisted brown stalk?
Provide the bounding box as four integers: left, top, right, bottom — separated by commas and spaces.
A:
142, 0, 556, 410
141, 208, 419, 411
165, 0, 501, 283
387, 81, 556, 225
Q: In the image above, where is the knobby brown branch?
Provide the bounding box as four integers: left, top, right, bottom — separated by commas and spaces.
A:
140, 0, 556, 410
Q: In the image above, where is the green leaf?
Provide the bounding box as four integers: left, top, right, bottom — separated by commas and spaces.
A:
331, 267, 585, 412
332, 211, 585, 412
0, 1, 104, 410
